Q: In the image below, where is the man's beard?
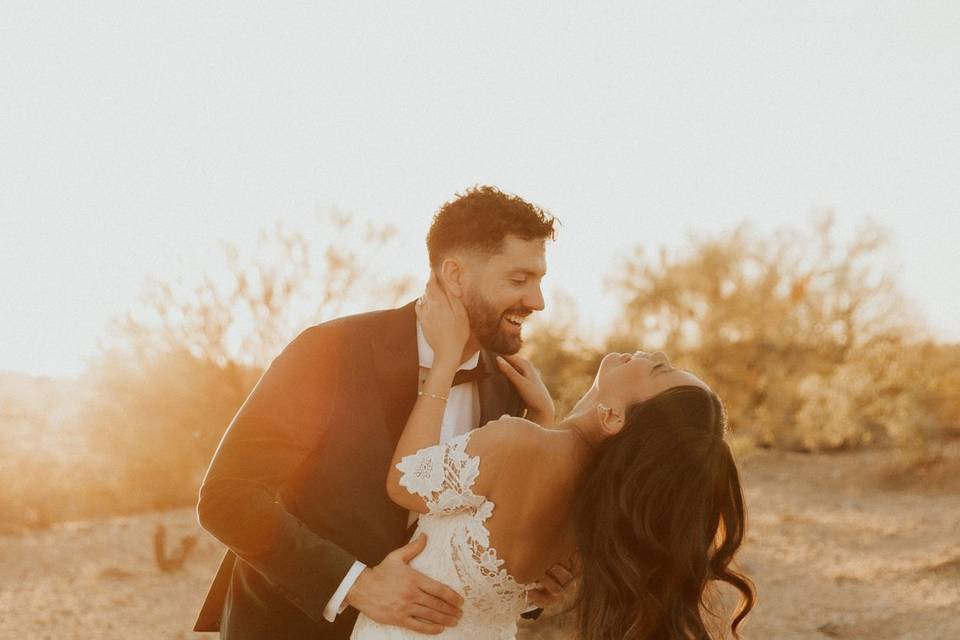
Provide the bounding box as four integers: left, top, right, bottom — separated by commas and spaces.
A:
463, 290, 528, 355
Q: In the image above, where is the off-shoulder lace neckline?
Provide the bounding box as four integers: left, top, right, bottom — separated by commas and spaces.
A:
427, 431, 533, 593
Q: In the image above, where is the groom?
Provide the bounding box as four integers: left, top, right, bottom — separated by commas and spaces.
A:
194, 186, 567, 639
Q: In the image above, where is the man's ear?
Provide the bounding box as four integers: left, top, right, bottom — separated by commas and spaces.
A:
438, 257, 466, 298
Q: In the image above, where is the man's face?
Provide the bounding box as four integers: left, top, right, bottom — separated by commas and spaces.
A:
460, 235, 547, 354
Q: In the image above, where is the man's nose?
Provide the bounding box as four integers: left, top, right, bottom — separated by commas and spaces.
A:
524, 284, 545, 312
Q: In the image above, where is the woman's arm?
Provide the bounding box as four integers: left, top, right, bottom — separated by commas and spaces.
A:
385, 276, 470, 513
385, 354, 459, 512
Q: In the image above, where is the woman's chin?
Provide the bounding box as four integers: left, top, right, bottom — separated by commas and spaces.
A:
570, 389, 599, 415
599, 352, 622, 366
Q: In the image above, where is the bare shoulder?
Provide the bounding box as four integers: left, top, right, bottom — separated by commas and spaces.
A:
468, 416, 548, 461
468, 417, 557, 498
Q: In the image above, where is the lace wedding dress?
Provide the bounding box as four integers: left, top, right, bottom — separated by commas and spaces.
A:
351, 431, 535, 639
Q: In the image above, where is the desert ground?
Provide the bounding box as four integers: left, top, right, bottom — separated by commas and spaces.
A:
2, 444, 958, 640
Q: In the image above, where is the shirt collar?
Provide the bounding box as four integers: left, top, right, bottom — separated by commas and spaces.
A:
416, 320, 481, 371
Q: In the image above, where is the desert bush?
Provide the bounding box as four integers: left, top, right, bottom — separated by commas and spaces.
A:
78, 347, 257, 512
75, 212, 414, 514
919, 343, 960, 438
113, 211, 412, 371
607, 213, 953, 454
2, 213, 414, 527
0, 379, 101, 530
791, 337, 942, 454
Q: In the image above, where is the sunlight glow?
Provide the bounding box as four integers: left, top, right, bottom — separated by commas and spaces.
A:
2, 2, 959, 377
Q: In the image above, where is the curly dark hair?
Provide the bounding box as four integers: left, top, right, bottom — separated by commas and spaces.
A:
573, 386, 755, 640
426, 185, 557, 268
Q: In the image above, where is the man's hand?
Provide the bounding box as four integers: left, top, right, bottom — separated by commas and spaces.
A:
527, 555, 579, 610
345, 534, 464, 634
495, 354, 555, 427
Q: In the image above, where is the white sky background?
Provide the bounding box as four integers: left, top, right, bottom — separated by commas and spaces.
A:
2, 1, 959, 377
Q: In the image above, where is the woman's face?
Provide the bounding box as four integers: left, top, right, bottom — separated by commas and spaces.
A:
595, 351, 709, 411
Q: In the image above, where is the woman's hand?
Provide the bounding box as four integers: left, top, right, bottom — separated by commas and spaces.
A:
416, 273, 470, 368
495, 354, 555, 427
527, 553, 580, 609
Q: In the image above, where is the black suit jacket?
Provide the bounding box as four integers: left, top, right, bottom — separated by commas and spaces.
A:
194, 301, 524, 639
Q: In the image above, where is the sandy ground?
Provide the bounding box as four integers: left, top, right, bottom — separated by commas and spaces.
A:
2, 445, 958, 640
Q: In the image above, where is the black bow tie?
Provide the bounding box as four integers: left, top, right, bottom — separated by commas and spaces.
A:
451, 358, 489, 386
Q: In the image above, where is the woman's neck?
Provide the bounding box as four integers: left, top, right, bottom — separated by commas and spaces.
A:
554, 409, 604, 472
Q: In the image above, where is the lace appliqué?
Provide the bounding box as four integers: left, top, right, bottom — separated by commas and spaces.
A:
396, 432, 531, 616
397, 434, 485, 515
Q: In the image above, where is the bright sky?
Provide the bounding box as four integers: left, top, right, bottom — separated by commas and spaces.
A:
2, 2, 959, 377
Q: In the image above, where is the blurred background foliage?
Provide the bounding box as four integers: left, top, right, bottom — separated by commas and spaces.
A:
2, 212, 958, 531
532, 214, 959, 459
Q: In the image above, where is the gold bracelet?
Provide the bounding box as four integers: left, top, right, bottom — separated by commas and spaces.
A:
417, 391, 448, 402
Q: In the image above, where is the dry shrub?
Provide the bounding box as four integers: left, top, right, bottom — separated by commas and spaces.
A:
3, 213, 412, 527
595, 213, 957, 456
78, 347, 258, 513
76, 214, 413, 515
792, 337, 939, 454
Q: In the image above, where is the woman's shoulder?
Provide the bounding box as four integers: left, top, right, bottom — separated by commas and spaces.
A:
467, 417, 550, 496
471, 419, 581, 488
469, 416, 549, 459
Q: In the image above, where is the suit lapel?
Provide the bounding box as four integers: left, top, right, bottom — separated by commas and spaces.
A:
478, 348, 521, 426
371, 301, 421, 438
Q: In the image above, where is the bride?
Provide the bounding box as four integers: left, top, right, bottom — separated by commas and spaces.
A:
351, 277, 755, 640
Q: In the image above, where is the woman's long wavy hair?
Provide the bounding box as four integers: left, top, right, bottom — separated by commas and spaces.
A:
573, 385, 755, 640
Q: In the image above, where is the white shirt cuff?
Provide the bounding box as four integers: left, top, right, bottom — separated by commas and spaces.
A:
322, 560, 367, 622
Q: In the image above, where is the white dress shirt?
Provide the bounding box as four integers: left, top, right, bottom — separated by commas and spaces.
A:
321, 322, 480, 622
